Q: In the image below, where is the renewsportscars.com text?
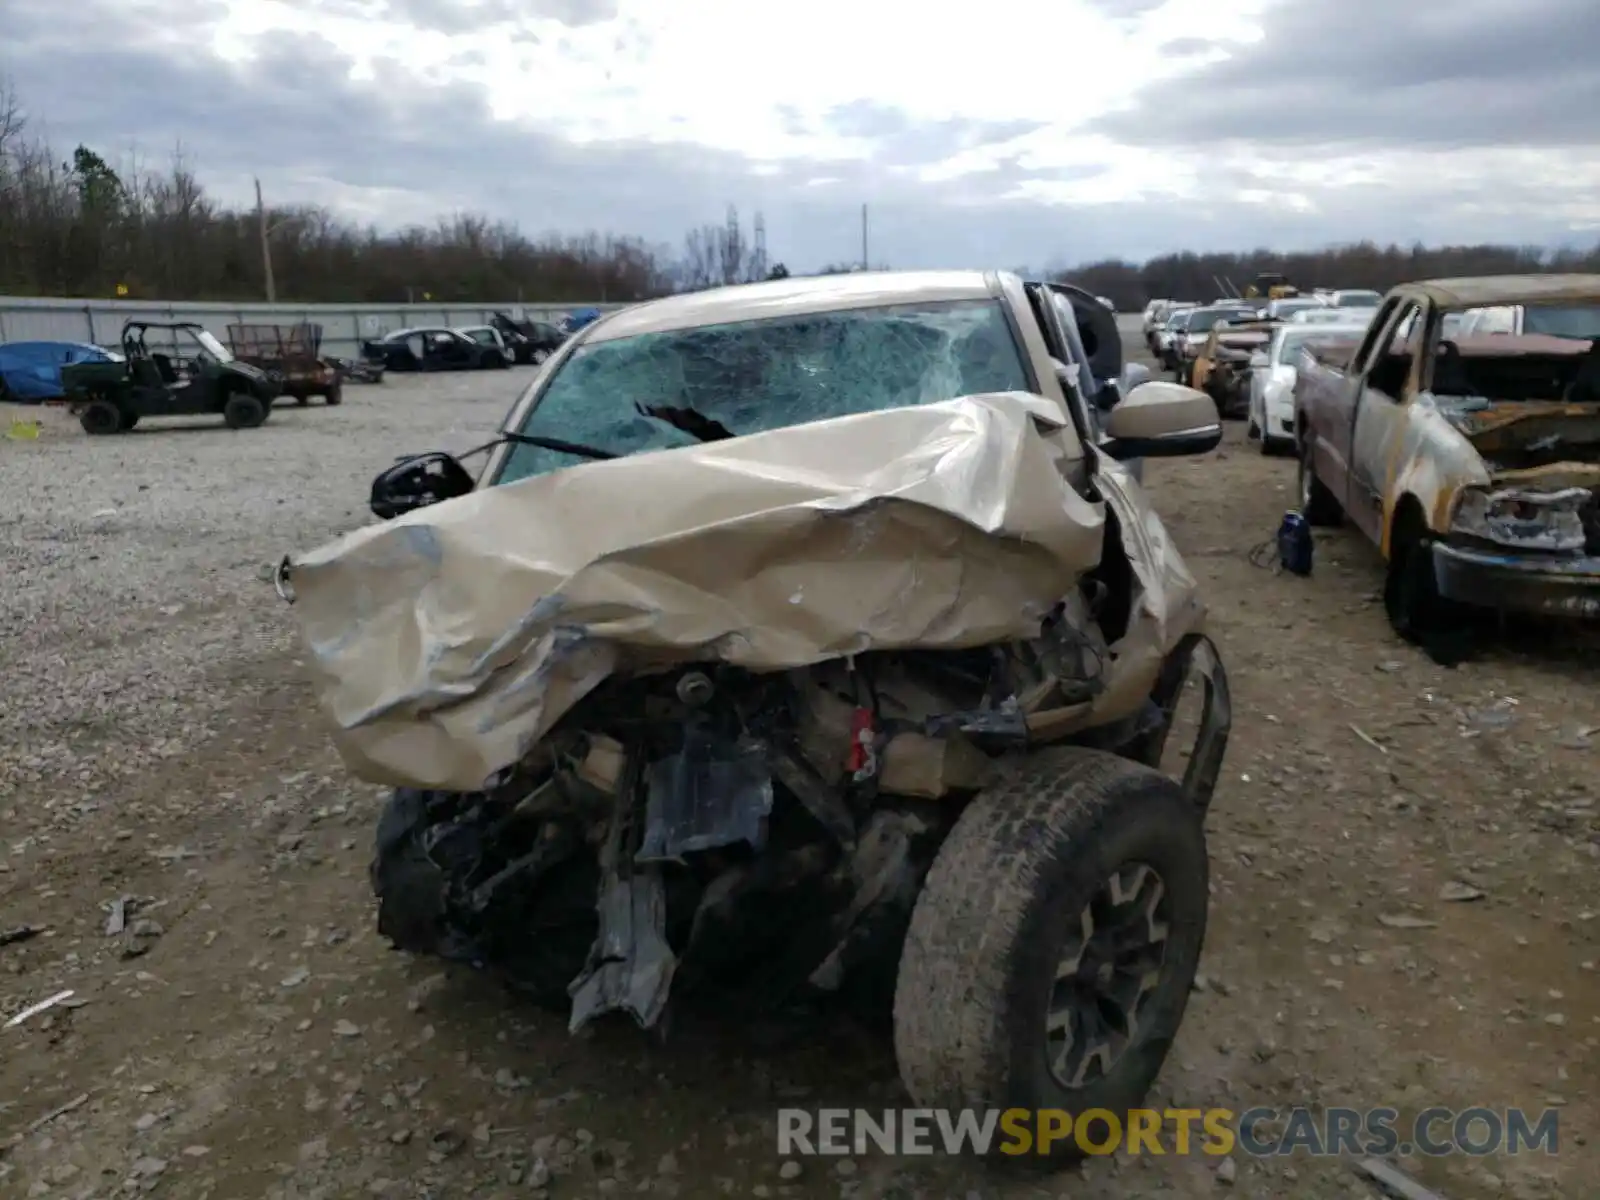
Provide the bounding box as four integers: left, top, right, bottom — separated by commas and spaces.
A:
777, 1106, 1560, 1158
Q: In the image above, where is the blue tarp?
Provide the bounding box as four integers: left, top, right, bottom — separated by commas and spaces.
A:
0, 341, 120, 402
561, 308, 603, 334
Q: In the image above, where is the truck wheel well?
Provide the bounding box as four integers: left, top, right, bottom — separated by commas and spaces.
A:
1084, 504, 1135, 644
1387, 494, 1427, 560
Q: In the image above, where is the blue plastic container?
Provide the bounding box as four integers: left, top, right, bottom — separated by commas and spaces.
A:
1278, 510, 1313, 576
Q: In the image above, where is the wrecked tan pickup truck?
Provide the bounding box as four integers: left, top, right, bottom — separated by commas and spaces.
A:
1295, 276, 1600, 663
277, 270, 1233, 1160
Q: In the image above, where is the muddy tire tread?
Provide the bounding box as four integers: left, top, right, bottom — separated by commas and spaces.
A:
893, 747, 1202, 1112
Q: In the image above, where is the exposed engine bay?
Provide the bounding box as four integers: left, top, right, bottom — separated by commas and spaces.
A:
371, 592, 1215, 1033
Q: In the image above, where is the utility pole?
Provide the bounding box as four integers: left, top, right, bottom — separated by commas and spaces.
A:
861, 203, 869, 271
255, 177, 294, 303
256, 178, 275, 303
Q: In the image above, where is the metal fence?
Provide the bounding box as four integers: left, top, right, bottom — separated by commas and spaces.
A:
0, 296, 626, 360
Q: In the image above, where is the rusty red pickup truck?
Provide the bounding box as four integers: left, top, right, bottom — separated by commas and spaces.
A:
1292, 276, 1600, 661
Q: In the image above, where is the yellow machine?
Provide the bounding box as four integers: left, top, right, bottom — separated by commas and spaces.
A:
1244, 272, 1297, 300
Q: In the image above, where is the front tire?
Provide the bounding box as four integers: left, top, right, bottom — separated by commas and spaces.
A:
223, 393, 267, 430
80, 400, 123, 436
1385, 517, 1474, 666
894, 748, 1207, 1164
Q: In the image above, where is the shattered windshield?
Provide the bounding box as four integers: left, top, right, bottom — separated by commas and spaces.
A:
496, 299, 1033, 484
1521, 305, 1600, 341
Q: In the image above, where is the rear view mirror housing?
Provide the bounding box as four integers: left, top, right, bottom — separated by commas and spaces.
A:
370, 451, 475, 519
1102, 382, 1222, 461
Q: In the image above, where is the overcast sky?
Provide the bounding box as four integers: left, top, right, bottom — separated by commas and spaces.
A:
3, 0, 1597, 271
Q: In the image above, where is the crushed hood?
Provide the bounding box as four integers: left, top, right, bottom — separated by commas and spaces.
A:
285, 392, 1204, 791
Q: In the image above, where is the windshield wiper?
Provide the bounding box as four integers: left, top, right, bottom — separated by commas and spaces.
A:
453, 432, 617, 462
504, 432, 617, 459
635, 401, 736, 443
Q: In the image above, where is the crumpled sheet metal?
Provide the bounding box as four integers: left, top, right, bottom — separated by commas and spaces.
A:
286, 392, 1199, 791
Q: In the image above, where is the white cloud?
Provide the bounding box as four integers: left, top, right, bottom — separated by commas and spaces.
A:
6, 0, 1598, 267
200, 0, 1274, 185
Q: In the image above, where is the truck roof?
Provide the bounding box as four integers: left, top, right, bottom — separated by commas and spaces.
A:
1404, 274, 1600, 309
586, 270, 1003, 343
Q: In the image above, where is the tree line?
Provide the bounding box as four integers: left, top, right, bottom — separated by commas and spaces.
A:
1064, 241, 1600, 313
4, 76, 1598, 306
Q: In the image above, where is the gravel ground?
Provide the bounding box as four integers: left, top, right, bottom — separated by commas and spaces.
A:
2, 338, 1598, 1200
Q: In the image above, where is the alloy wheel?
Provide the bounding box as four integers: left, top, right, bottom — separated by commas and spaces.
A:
1045, 862, 1170, 1089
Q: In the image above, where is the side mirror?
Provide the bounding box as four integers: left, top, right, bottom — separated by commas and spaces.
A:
1101, 382, 1222, 461
1249, 353, 1269, 369
370, 451, 475, 519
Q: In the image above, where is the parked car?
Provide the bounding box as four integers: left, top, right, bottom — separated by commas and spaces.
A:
362, 327, 511, 372
1292, 306, 1377, 326
1326, 289, 1383, 310
1294, 275, 1600, 663
1153, 306, 1197, 364
1454, 303, 1600, 340
1142, 299, 1174, 342
278, 270, 1230, 1154
1193, 322, 1275, 419
489, 312, 568, 364
1146, 301, 1195, 353
1263, 297, 1325, 322
1246, 320, 1366, 455
1171, 306, 1256, 385
457, 325, 515, 357
0, 340, 121, 403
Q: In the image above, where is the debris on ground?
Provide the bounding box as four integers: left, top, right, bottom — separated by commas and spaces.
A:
1377, 914, 1438, 930
103, 895, 133, 936
1353, 1157, 1451, 1200
26, 1092, 90, 1133
4, 990, 77, 1029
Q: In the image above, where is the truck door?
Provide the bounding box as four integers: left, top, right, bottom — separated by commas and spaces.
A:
1309, 298, 1392, 513
1044, 283, 1123, 393
1344, 300, 1424, 545
1021, 282, 1098, 485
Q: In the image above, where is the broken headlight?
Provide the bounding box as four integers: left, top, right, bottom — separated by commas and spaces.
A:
1449, 485, 1593, 553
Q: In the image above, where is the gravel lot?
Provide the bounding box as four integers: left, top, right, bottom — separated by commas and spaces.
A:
2, 336, 1598, 1200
